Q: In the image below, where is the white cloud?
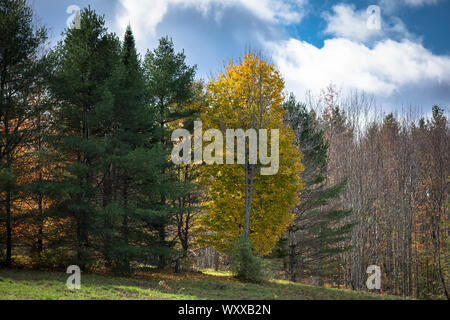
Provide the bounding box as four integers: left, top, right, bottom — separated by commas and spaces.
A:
113, 0, 450, 108
323, 4, 382, 42
115, 0, 306, 47
265, 37, 450, 105
323, 4, 415, 43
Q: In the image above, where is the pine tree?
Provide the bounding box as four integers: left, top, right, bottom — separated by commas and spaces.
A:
142, 37, 197, 269
0, 0, 48, 266
93, 25, 150, 273
172, 81, 205, 272
99, 26, 181, 274
46, 7, 122, 269
282, 94, 353, 283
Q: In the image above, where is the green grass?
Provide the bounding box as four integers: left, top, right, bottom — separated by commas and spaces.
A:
0, 268, 404, 300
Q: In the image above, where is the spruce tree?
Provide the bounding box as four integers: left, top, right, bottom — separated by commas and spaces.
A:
282, 94, 353, 283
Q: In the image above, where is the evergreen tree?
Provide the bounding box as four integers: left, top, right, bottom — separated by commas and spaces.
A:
100, 26, 179, 273
282, 94, 353, 283
173, 81, 205, 272
94, 25, 150, 273
46, 7, 122, 269
142, 37, 197, 268
0, 0, 48, 266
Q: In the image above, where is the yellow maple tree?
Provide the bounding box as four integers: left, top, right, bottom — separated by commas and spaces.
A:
195, 53, 304, 256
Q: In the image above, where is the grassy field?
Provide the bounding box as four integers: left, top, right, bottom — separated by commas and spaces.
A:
0, 268, 404, 300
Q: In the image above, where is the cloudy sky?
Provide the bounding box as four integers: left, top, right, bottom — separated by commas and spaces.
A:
32, 0, 450, 112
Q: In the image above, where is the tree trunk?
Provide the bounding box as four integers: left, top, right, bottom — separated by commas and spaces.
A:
5, 187, 12, 267
289, 229, 298, 282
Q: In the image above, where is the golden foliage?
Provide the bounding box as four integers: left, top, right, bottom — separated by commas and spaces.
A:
195, 53, 304, 256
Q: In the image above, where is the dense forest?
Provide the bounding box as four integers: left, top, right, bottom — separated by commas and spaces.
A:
0, 1, 448, 300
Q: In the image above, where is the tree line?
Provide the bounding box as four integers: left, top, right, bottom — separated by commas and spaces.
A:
0, 2, 303, 276
281, 86, 448, 299
1, 1, 448, 299
1, 3, 200, 273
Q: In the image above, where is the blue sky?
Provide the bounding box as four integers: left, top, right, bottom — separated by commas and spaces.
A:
31, 0, 450, 112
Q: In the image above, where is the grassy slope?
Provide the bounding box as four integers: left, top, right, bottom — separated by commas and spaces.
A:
0, 268, 403, 300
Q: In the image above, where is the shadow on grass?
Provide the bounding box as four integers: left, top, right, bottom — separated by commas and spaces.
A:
0, 268, 402, 300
